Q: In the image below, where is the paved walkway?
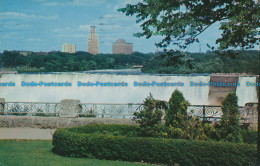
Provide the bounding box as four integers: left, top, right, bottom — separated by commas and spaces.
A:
0, 128, 56, 139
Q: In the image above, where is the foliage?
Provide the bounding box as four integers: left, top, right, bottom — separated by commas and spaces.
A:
67, 124, 140, 137
52, 124, 257, 166
119, 0, 260, 51
132, 94, 166, 137
218, 92, 242, 143
133, 91, 216, 140
165, 89, 189, 127
0, 51, 154, 72
142, 50, 259, 74
241, 129, 258, 144
1, 50, 258, 75
163, 90, 216, 140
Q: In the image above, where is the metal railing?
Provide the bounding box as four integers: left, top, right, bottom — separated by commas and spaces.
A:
187, 105, 246, 122
0, 102, 60, 116
80, 103, 144, 118
0, 102, 248, 121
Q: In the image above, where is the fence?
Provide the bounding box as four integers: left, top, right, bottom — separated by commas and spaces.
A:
0, 102, 249, 122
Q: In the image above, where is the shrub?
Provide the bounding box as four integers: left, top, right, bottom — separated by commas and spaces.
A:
163, 90, 212, 140
241, 129, 258, 144
165, 89, 190, 127
218, 92, 242, 143
132, 94, 166, 137
52, 124, 257, 166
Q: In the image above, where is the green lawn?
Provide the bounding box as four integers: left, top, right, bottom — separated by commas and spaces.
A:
0, 140, 158, 166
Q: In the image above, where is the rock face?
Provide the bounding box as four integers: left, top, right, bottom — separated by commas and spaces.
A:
208, 76, 239, 105
59, 99, 81, 117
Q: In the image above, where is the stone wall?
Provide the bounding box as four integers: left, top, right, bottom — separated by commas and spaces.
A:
243, 103, 258, 130
0, 116, 136, 129
59, 99, 80, 117
0, 98, 5, 113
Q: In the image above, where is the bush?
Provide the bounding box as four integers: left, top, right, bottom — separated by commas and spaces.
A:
132, 94, 166, 137
241, 129, 258, 144
165, 89, 190, 127
218, 92, 242, 143
163, 90, 212, 140
52, 124, 256, 166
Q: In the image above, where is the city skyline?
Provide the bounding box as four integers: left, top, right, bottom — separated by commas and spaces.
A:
1, 0, 259, 54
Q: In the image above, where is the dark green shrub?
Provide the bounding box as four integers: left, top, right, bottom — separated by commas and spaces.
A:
52, 124, 257, 166
165, 89, 190, 127
164, 90, 212, 140
68, 124, 140, 137
218, 92, 242, 143
132, 94, 166, 137
241, 129, 258, 144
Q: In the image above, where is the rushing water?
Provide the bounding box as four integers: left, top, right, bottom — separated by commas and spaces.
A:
236, 76, 258, 106
0, 69, 257, 106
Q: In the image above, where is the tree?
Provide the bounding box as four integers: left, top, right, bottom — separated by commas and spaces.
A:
119, 1, 260, 164
133, 94, 166, 137
165, 89, 189, 127
218, 92, 242, 143
119, 0, 259, 52
164, 90, 213, 140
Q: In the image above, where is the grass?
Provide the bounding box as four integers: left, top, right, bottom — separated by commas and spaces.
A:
0, 140, 158, 166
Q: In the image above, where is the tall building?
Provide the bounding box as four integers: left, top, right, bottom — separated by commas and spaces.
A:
88, 26, 98, 55
62, 43, 76, 53
112, 39, 133, 54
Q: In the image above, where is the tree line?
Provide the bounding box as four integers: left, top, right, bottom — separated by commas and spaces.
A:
142, 50, 259, 75
0, 50, 258, 74
0, 51, 154, 72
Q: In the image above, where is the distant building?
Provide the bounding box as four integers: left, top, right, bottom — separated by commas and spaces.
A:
112, 39, 133, 54
62, 43, 76, 53
19, 51, 32, 56
35, 51, 48, 55
88, 26, 98, 55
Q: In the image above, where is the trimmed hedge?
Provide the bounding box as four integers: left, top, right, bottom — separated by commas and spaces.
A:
52, 124, 257, 166
241, 129, 258, 144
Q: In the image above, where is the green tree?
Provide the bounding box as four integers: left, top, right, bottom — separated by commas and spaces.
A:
164, 90, 213, 140
165, 89, 189, 127
218, 92, 242, 143
119, 0, 259, 51
133, 94, 166, 137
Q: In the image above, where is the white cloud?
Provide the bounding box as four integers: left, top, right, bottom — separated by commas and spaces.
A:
79, 25, 91, 31
52, 27, 72, 33
55, 33, 87, 38
0, 12, 58, 20
1, 22, 29, 30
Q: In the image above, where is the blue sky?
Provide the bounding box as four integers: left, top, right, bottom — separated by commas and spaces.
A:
0, 0, 257, 54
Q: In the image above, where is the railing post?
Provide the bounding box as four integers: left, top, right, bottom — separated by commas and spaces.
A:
203, 105, 206, 122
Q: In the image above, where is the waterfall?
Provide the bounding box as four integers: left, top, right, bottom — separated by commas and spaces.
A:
236, 76, 258, 106
0, 72, 257, 106
0, 72, 210, 105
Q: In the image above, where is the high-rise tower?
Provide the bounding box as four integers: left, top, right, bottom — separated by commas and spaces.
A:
88, 26, 98, 55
